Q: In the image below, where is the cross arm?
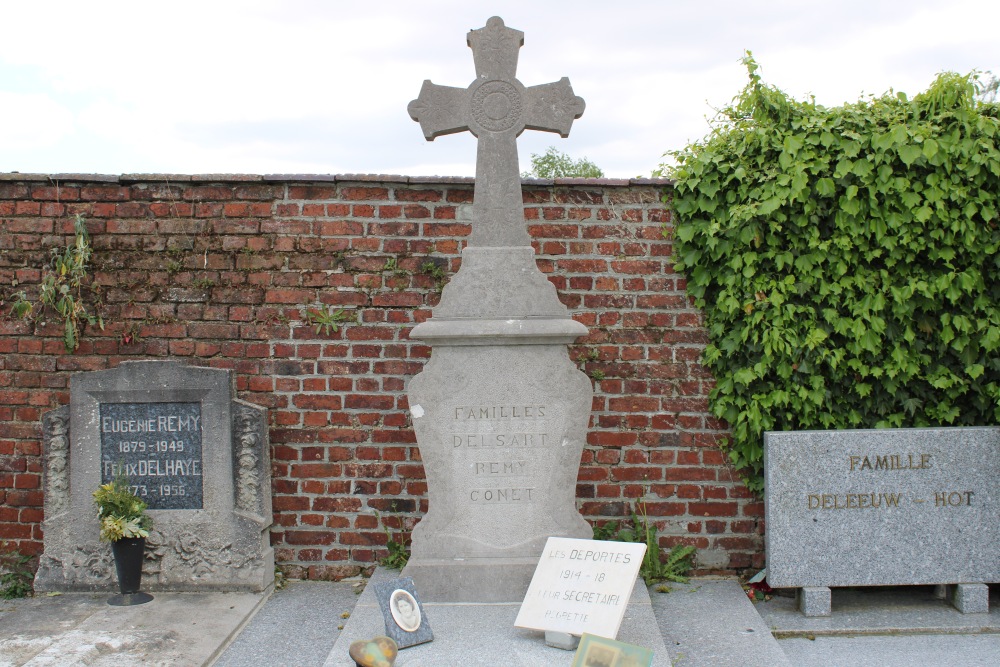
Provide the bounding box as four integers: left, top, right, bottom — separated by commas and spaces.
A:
407, 81, 469, 141
523, 77, 586, 138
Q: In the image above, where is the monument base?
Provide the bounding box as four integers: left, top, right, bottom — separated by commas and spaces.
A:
404, 339, 594, 602
401, 556, 540, 603
323, 568, 673, 667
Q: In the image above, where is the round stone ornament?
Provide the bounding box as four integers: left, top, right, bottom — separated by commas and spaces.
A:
470, 80, 523, 133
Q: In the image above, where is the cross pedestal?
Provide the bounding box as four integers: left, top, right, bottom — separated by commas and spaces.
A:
402, 17, 594, 603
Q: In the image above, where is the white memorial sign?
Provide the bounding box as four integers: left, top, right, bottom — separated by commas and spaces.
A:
515, 537, 646, 639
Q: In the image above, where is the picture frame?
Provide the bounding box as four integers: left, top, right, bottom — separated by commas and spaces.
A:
571, 633, 654, 667
373, 576, 433, 649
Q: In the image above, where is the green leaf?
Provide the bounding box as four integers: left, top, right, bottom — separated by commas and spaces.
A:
758, 198, 781, 215
914, 206, 933, 223
676, 224, 697, 243
898, 144, 922, 166
62, 321, 76, 351
922, 138, 939, 160
783, 135, 804, 153
815, 177, 835, 197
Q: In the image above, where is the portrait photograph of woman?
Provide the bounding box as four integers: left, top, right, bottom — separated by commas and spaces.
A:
389, 589, 421, 633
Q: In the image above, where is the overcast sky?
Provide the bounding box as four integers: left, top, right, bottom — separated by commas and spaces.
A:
0, 1, 996, 178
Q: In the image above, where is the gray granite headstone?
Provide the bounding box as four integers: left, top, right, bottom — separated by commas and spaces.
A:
764, 427, 999, 614
34, 360, 273, 592
402, 17, 593, 602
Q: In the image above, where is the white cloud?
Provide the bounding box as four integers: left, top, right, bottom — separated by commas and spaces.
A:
0, 0, 997, 176
0, 92, 74, 150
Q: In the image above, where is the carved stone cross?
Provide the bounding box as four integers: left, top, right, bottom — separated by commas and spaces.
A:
408, 16, 586, 247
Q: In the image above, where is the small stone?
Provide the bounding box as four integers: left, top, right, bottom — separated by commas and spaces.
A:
348, 636, 398, 667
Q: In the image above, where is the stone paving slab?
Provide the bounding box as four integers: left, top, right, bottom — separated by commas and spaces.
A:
0, 590, 265, 667
649, 579, 792, 667
7, 577, 1000, 666
757, 585, 1000, 636
323, 567, 673, 666
779, 634, 1000, 667
214, 580, 363, 667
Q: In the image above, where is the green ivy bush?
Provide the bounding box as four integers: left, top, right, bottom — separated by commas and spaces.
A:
663, 56, 1000, 492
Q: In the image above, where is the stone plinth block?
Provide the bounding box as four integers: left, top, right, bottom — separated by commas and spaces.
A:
798, 587, 832, 617
951, 583, 990, 614
764, 427, 1000, 591
35, 360, 273, 593
403, 345, 593, 602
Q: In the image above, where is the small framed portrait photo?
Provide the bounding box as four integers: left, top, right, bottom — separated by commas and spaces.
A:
571, 633, 654, 667
390, 589, 420, 632
373, 576, 433, 649
579, 642, 620, 667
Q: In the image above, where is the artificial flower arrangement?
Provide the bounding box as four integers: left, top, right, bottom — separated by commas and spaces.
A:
93, 477, 152, 542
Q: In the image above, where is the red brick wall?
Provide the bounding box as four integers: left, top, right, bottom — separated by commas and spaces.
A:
0, 173, 763, 578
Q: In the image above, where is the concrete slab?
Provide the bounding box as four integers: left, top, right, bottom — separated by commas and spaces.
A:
758, 585, 1000, 636
9, 574, 1000, 666
0, 590, 265, 667
779, 634, 1000, 667
649, 579, 792, 667
323, 568, 673, 666
214, 580, 364, 667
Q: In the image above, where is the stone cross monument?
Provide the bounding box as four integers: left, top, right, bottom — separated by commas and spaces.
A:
402, 16, 594, 602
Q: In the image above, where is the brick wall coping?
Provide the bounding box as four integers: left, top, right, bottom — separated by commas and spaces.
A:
0, 172, 673, 187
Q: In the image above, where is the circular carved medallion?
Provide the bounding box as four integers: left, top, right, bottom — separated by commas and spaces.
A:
471, 80, 522, 132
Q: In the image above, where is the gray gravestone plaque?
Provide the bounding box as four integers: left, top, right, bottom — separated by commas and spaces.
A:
99, 402, 203, 509
402, 17, 594, 603
35, 360, 273, 593
765, 427, 999, 615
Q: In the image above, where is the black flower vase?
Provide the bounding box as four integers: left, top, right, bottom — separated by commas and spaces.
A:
107, 537, 154, 606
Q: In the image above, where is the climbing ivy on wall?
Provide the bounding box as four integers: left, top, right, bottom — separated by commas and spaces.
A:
663, 55, 1000, 492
